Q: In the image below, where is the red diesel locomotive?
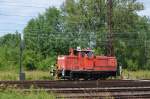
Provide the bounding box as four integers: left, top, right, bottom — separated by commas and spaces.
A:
55, 47, 119, 80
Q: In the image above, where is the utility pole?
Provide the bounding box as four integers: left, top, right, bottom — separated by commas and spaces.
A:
107, 0, 114, 56
19, 33, 25, 80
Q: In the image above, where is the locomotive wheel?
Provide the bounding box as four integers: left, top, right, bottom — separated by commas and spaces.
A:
69, 72, 78, 80
84, 73, 91, 80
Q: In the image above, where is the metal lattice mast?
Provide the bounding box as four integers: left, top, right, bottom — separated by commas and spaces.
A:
107, 0, 114, 56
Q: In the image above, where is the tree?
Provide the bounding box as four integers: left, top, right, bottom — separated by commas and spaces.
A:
23, 0, 150, 71
0, 33, 20, 70
62, 0, 150, 70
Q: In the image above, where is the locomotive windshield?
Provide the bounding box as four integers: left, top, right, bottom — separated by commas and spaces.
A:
74, 48, 94, 57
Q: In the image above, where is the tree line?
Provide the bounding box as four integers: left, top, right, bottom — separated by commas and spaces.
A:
0, 0, 150, 71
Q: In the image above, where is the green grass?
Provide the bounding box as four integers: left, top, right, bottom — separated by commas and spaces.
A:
0, 70, 53, 80
0, 70, 150, 80
123, 69, 150, 80
0, 88, 56, 99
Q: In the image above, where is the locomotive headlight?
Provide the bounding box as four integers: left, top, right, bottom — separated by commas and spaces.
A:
62, 69, 65, 76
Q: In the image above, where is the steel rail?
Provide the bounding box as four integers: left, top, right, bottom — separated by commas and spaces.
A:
0, 80, 150, 98
0, 80, 150, 89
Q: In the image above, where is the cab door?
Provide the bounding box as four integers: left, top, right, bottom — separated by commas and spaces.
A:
84, 55, 94, 70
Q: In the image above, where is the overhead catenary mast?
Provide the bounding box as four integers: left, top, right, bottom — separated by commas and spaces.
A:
107, 0, 114, 56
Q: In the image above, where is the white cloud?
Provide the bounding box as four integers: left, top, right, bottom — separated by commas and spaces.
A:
0, 0, 65, 36
138, 0, 150, 17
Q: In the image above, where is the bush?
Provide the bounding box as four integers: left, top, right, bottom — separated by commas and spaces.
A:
23, 50, 42, 70
0, 46, 19, 70
38, 56, 56, 70
23, 50, 56, 71
127, 59, 138, 71
144, 60, 150, 70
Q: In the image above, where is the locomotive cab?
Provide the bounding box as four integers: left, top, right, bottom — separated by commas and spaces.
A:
70, 47, 94, 58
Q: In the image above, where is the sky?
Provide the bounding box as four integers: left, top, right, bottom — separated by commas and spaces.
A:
0, 0, 65, 36
138, 0, 150, 16
0, 0, 149, 36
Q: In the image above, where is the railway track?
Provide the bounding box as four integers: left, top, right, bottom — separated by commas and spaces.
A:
0, 80, 150, 98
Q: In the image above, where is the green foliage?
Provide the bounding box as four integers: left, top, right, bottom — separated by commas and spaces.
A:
23, 50, 40, 70
23, 7, 69, 71
0, 33, 20, 70
0, 32, 20, 47
0, 0, 150, 71
38, 56, 56, 70
24, 7, 66, 57
127, 59, 138, 71
23, 50, 56, 70
22, 1, 150, 71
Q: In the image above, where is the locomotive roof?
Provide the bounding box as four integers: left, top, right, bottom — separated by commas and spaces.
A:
74, 49, 94, 52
